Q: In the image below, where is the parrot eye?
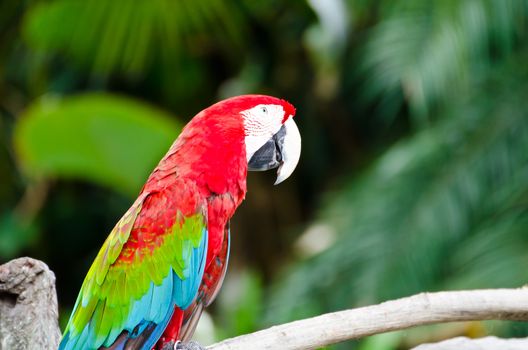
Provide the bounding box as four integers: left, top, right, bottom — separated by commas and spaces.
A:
261, 106, 268, 114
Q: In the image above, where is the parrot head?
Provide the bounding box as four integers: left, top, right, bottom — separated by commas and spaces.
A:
241, 96, 301, 184
206, 94, 301, 185
163, 94, 301, 196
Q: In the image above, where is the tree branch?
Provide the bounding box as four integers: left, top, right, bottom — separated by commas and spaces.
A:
207, 288, 528, 350
1, 258, 528, 350
411, 336, 528, 350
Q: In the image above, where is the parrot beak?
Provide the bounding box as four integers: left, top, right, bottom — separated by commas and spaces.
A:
274, 118, 301, 185
248, 117, 301, 185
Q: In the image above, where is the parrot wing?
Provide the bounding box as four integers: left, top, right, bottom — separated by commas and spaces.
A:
59, 186, 208, 350
180, 224, 230, 342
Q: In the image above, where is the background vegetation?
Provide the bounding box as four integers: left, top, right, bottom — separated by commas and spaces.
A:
1, 1, 527, 348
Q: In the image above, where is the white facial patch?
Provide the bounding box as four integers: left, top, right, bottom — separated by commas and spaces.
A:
241, 104, 286, 162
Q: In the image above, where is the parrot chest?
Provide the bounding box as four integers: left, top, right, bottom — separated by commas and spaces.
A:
206, 193, 236, 267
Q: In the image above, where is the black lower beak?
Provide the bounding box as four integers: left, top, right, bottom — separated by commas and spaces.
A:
248, 125, 286, 171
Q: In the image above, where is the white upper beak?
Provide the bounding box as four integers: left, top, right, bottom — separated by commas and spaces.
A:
275, 117, 302, 185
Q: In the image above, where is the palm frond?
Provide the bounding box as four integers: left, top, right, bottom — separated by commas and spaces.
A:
265, 56, 528, 325
351, 0, 528, 126
22, 0, 249, 77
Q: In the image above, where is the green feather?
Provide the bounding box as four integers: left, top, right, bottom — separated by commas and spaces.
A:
98, 302, 114, 344
64, 193, 207, 347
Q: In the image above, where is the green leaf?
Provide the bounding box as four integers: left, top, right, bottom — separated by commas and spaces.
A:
22, 0, 247, 77
14, 93, 181, 196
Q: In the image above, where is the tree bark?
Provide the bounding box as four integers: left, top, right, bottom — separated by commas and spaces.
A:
0, 257, 61, 350
1, 258, 528, 350
207, 289, 528, 349
411, 336, 528, 350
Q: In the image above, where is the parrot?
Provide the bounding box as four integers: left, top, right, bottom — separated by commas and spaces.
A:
58, 94, 301, 350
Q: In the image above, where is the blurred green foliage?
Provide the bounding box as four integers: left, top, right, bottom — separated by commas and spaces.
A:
15, 93, 180, 195
1, 0, 527, 349
22, 0, 248, 77
217, 269, 263, 339
0, 211, 38, 258
268, 57, 528, 321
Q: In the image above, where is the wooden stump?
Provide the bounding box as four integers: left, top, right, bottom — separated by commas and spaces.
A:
0, 257, 61, 350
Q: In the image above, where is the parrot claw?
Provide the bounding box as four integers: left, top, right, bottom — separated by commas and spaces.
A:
156, 339, 205, 350
175, 340, 206, 350
159, 340, 177, 350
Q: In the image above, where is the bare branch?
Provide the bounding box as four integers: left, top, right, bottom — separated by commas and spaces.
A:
411, 336, 528, 350
1, 257, 527, 350
207, 288, 528, 350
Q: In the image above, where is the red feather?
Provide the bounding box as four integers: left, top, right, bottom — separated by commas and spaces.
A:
149, 97, 250, 347
130, 95, 292, 348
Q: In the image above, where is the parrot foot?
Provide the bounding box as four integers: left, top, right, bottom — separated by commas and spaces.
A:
175, 340, 206, 350
159, 340, 177, 350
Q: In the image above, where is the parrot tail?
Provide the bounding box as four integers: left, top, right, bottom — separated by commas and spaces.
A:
100, 319, 166, 350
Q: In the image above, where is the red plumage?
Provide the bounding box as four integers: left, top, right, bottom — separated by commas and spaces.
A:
58, 94, 298, 350
149, 96, 283, 347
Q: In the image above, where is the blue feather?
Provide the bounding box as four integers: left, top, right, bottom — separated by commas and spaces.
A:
58, 229, 208, 350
